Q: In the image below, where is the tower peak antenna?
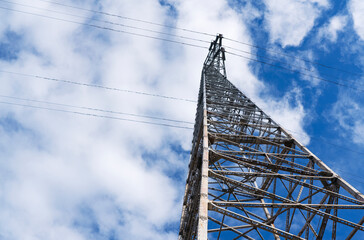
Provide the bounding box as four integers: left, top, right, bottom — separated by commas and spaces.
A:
204, 34, 226, 78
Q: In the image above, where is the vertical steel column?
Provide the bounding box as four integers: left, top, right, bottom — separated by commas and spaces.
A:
197, 74, 209, 240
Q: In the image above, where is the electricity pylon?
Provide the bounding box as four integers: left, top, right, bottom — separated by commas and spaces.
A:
179, 34, 364, 240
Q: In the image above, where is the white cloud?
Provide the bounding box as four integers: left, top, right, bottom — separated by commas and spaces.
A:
0, 0, 311, 239
318, 15, 348, 42
349, 0, 364, 40
257, 87, 310, 145
263, 0, 329, 47
353, 121, 364, 144
234, 1, 263, 23
331, 95, 364, 145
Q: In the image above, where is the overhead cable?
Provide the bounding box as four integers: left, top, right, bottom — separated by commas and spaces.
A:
0, 70, 197, 103
36, 0, 215, 37
4, 0, 349, 85
0, 0, 211, 45
226, 51, 364, 92
1, 95, 363, 158
1, 5, 362, 92
224, 46, 363, 86
224, 38, 363, 77
0, 94, 194, 124
0, 101, 193, 129
23, 0, 363, 77
0, 6, 209, 51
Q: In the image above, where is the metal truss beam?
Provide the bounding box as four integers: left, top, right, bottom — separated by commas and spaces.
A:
179, 34, 364, 240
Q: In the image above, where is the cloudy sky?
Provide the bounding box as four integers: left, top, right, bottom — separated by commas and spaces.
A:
0, 0, 363, 239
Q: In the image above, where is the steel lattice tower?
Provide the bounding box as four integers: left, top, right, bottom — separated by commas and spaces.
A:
179, 35, 364, 240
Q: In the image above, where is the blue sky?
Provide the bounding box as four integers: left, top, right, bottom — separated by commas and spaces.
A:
0, 0, 363, 239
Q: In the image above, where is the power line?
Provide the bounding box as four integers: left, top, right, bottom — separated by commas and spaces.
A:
226, 51, 364, 92
0, 101, 193, 129
0, 0, 211, 45
223, 37, 363, 77
35, 0, 215, 37
2, 69, 364, 155
2, 0, 363, 186
8, 0, 354, 86
1, 94, 363, 164
1, 5, 361, 93
1, 2, 363, 151
224, 46, 364, 86
25, 0, 363, 77
0, 70, 197, 103
0, 94, 194, 124
0, 6, 209, 51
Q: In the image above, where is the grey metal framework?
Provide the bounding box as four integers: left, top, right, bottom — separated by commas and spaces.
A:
179, 35, 364, 240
